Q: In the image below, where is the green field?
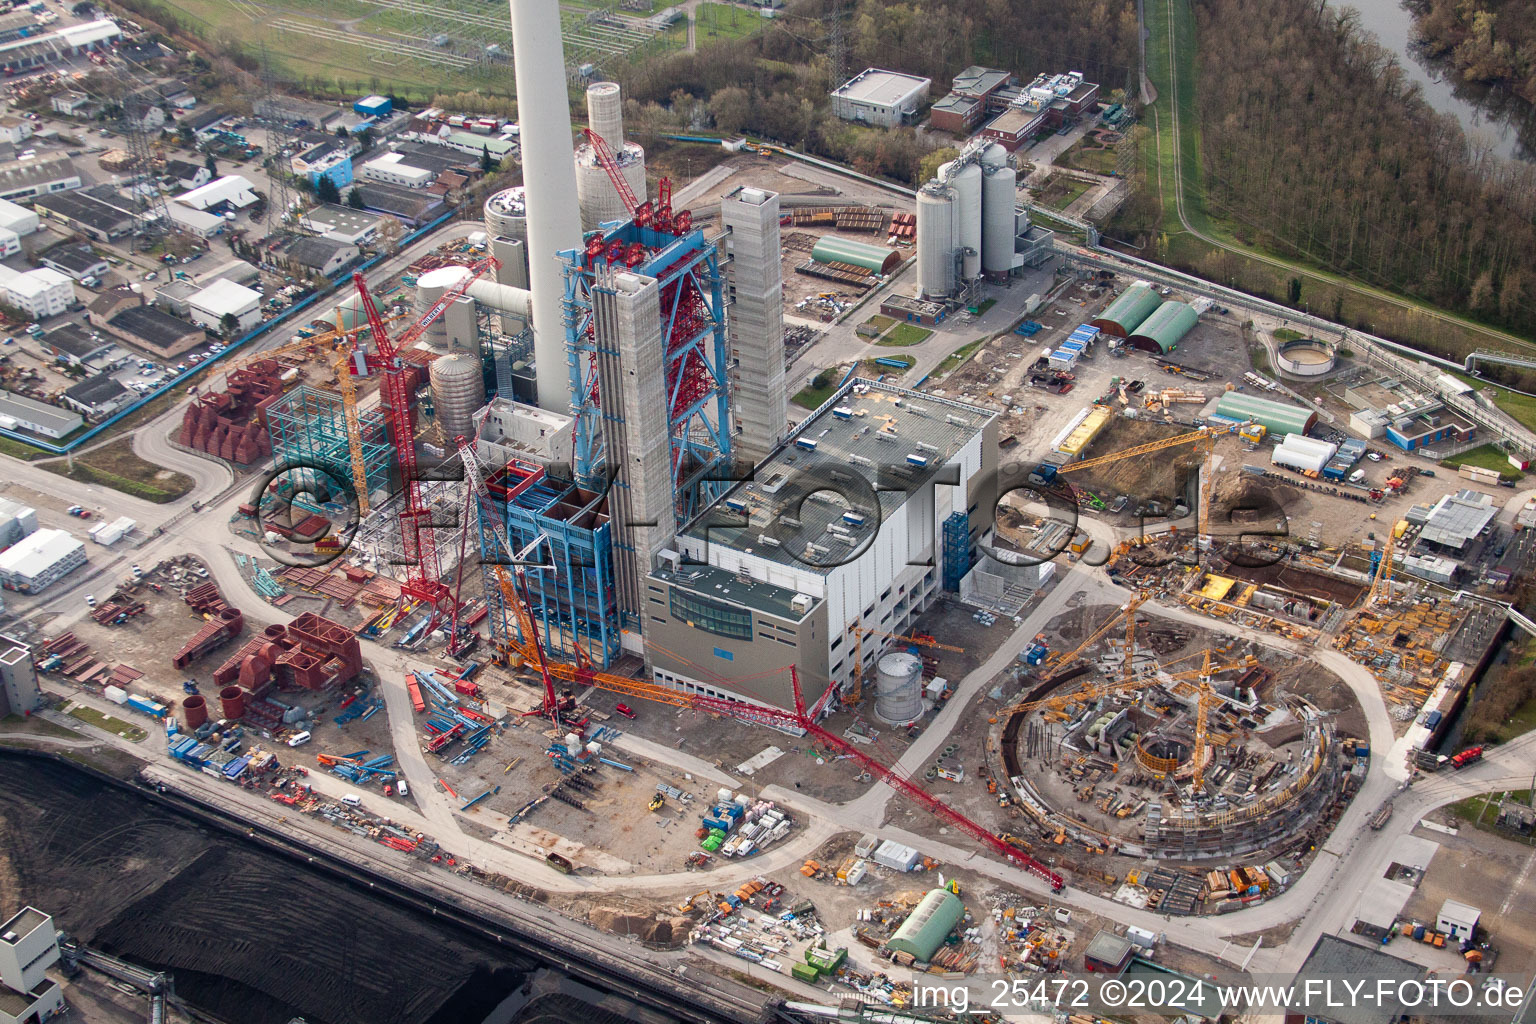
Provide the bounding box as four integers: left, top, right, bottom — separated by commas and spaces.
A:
878, 323, 933, 347
1440, 443, 1524, 481
1057, 136, 1121, 176
792, 380, 838, 409
862, 314, 896, 332
41, 437, 195, 503
1451, 791, 1535, 843
68, 705, 148, 742
694, 2, 763, 42
1039, 176, 1092, 212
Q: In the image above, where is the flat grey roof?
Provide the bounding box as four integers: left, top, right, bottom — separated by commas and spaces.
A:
653, 563, 818, 621
108, 305, 201, 350
833, 68, 930, 107
678, 378, 993, 574
0, 391, 81, 434
0, 906, 48, 940
40, 243, 105, 275
1421, 491, 1497, 548
1289, 935, 1422, 1024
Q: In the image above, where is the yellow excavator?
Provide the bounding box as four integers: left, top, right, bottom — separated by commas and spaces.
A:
648, 792, 665, 812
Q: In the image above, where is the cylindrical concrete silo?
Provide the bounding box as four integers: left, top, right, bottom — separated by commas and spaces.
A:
981, 161, 1018, 276
429, 350, 485, 441
915, 183, 957, 299
484, 185, 527, 242
575, 142, 646, 230
950, 160, 983, 282
586, 81, 625, 154
980, 141, 1009, 168
874, 651, 924, 724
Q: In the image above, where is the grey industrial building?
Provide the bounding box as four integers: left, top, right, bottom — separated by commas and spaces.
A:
0, 906, 63, 1024
0, 152, 80, 202
283, 236, 360, 277
38, 243, 110, 282
31, 186, 135, 241
720, 187, 787, 466
0, 499, 37, 552
0, 634, 39, 716
643, 378, 997, 713
38, 323, 124, 369
0, 391, 81, 438
830, 68, 931, 127
100, 305, 206, 358
61, 372, 132, 419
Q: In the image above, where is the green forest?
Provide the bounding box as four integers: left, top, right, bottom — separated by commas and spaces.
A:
1409, 0, 1536, 109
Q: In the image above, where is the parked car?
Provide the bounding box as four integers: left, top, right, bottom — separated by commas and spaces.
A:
142, 270, 157, 281
286, 730, 312, 747
614, 703, 637, 719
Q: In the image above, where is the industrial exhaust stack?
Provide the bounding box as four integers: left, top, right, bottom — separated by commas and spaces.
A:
509, 0, 583, 414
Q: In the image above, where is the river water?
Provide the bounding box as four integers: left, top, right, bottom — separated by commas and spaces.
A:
0, 753, 685, 1024
1343, 0, 1532, 160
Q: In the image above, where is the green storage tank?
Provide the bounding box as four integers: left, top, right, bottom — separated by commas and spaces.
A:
811, 235, 902, 275
1091, 283, 1163, 337
1128, 300, 1198, 354
1213, 391, 1318, 435
886, 888, 965, 962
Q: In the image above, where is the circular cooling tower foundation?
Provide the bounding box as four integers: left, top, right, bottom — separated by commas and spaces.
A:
1135, 733, 1191, 775
873, 651, 925, 724
1275, 337, 1337, 377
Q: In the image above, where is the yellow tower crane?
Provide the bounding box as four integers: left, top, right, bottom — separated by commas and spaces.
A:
1041, 590, 1148, 675
1367, 522, 1406, 607
1053, 427, 1216, 550
1156, 648, 1257, 789
846, 627, 964, 705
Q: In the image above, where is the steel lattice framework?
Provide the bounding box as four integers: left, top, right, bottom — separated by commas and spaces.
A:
560, 219, 733, 525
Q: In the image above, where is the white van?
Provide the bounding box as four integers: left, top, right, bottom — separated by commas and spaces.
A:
286, 730, 311, 747
396, 779, 409, 797
340, 793, 361, 807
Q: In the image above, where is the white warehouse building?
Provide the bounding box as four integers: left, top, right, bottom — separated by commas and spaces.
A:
830, 68, 931, 127
359, 153, 434, 189
0, 266, 73, 319
187, 278, 262, 333
0, 197, 39, 236
0, 528, 86, 593
643, 378, 996, 716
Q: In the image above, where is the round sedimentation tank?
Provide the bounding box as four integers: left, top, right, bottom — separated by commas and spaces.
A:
980, 160, 1017, 275
182, 694, 208, 730
950, 160, 983, 282
219, 685, 245, 720
916, 183, 957, 299
873, 651, 925, 724
484, 186, 528, 243
415, 265, 473, 348
429, 350, 484, 441
1275, 337, 1337, 377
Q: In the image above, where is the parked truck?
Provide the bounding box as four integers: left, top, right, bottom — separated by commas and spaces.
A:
1449, 746, 1484, 769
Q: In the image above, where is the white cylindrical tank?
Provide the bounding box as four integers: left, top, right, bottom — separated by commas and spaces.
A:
575, 141, 646, 230
484, 185, 527, 242
586, 81, 625, 154
980, 142, 1009, 168
951, 160, 983, 281
510, 0, 584, 413
415, 265, 473, 347
915, 183, 957, 299
873, 651, 924, 724
981, 162, 1018, 275
429, 350, 484, 442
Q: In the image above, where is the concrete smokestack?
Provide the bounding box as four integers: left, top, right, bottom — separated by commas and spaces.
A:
510, 0, 583, 414
586, 81, 624, 154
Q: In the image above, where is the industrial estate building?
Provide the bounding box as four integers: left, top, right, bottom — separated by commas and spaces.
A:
0, 633, 39, 717
0, 906, 63, 1024
830, 68, 931, 127
0, 528, 86, 593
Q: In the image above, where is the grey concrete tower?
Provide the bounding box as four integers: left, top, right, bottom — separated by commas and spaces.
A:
720, 186, 786, 466
592, 267, 676, 626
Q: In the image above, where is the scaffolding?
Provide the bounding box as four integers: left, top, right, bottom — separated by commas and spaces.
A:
559, 219, 733, 524
478, 458, 621, 668
942, 510, 970, 591
267, 385, 393, 502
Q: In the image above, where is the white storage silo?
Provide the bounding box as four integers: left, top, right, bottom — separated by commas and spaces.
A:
980, 142, 1009, 168
981, 161, 1017, 276
950, 159, 983, 282
915, 183, 957, 299
484, 186, 527, 242
873, 651, 925, 724
415, 265, 473, 348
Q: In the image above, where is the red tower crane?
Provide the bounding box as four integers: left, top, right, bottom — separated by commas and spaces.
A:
352, 257, 498, 634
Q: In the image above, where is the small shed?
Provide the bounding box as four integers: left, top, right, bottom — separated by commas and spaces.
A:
1436, 899, 1480, 940
1084, 929, 1134, 972
886, 889, 963, 962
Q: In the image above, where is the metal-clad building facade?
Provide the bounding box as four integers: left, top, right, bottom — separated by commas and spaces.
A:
1127, 300, 1198, 353
1213, 392, 1317, 435
1090, 283, 1162, 337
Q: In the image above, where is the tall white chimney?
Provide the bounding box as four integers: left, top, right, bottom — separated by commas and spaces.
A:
510, 0, 584, 414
